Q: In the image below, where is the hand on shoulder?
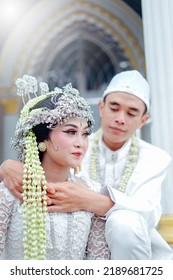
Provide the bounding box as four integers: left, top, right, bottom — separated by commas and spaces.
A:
0, 159, 23, 200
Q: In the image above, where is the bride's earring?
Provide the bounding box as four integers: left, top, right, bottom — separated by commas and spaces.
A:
38, 142, 46, 152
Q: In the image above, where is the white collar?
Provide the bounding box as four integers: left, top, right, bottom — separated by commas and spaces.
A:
99, 136, 132, 162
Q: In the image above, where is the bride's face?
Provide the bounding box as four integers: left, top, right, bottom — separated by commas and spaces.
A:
43, 117, 90, 168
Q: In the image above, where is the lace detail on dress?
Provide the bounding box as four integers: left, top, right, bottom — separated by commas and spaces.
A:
86, 216, 110, 259
45, 211, 92, 259
75, 177, 110, 259
0, 182, 22, 258
0, 176, 109, 259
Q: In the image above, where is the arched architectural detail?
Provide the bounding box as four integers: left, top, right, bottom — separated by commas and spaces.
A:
0, 0, 144, 98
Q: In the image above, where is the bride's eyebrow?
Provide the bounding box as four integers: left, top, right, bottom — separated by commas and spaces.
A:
64, 124, 78, 128
63, 124, 89, 129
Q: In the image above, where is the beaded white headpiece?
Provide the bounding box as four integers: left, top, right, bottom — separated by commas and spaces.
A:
11, 75, 94, 162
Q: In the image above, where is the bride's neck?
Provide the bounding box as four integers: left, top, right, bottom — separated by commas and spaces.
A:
42, 162, 70, 183
45, 169, 70, 183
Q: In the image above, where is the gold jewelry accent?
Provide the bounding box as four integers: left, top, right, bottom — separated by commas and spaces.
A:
74, 163, 82, 174
89, 128, 138, 193
74, 167, 79, 174
38, 142, 46, 152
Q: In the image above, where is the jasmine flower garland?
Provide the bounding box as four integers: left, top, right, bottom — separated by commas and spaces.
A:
89, 128, 138, 192
22, 131, 47, 259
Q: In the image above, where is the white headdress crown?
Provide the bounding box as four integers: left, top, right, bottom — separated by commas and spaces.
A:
11, 75, 94, 161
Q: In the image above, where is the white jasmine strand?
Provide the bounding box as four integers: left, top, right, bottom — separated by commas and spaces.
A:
22, 131, 47, 259
89, 129, 138, 192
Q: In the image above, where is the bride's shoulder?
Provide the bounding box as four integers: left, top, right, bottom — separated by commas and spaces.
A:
74, 175, 102, 193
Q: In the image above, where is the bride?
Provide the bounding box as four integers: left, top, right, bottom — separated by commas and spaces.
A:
0, 75, 109, 260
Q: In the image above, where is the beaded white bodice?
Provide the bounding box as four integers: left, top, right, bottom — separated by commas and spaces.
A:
0, 177, 109, 260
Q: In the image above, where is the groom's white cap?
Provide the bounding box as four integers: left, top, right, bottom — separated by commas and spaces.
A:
103, 70, 150, 112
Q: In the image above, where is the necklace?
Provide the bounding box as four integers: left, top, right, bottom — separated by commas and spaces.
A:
89, 128, 139, 193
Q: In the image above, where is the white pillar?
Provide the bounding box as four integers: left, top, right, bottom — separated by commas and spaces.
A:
142, 0, 173, 213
